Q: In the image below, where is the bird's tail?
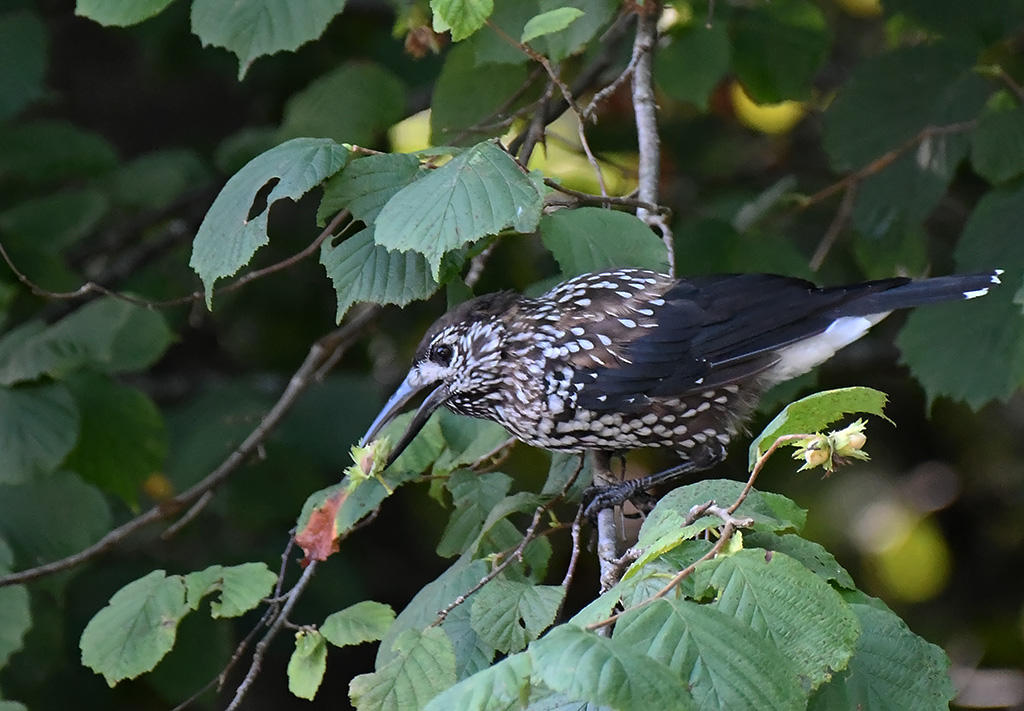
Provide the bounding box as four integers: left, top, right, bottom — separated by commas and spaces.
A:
844, 270, 1002, 315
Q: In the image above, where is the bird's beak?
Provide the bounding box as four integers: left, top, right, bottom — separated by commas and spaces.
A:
361, 374, 450, 469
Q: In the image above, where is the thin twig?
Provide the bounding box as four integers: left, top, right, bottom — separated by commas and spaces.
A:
433, 507, 546, 625
543, 180, 666, 213
518, 80, 558, 164
507, 12, 634, 155
796, 120, 978, 213
0, 209, 352, 312
584, 50, 640, 120
726, 434, 809, 515
224, 562, 318, 711
560, 457, 587, 589
809, 183, 858, 272
160, 491, 214, 541
0, 308, 377, 588
433, 455, 587, 624
465, 241, 498, 289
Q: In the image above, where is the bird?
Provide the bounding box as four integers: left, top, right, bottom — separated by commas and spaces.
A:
361, 267, 1001, 514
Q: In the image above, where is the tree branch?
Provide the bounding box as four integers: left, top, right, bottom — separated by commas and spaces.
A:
0, 305, 378, 588
630, 6, 674, 276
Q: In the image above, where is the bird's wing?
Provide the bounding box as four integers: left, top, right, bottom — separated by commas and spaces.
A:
565, 272, 907, 412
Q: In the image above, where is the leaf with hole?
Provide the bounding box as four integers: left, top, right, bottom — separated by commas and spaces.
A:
190, 138, 348, 307
470, 578, 564, 653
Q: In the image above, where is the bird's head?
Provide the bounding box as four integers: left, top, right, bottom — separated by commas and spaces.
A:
361, 290, 517, 467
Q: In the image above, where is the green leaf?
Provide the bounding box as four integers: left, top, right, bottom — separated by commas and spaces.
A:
529, 626, 697, 709
748, 387, 890, 468
430, 44, 530, 144
614, 598, 806, 711
970, 105, 1024, 185
809, 603, 955, 711
0, 471, 111, 569
535, 0, 616, 63
288, 630, 328, 701
351, 627, 457, 711
435, 409, 513, 474
638, 480, 805, 549
540, 451, 592, 499
317, 152, 440, 319
322, 601, 396, 647
190, 138, 349, 306
824, 44, 988, 170
75, 0, 177, 26
0, 120, 118, 185
375, 141, 545, 278
280, 62, 406, 146
470, 578, 564, 653
521, 8, 583, 43
693, 549, 861, 689
80, 570, 191, 686
318, 152, 422, 225
745, 532, 856, 589
378, 557, 493, 679
423, 652, 533, 711
0, 298, 174, 386
63, 373, 167, 505
540, 207, 671, 275
431, 0, 493, 42
898, 186, 1024, 407
321, 227, 440, 322
183, 562, 277, 618
467, 1, 537, 65
437, 470, 512, 557
0, 11, 47, 120
730, 0, 829, 102
191, 0, 348, 79
655, 22, 731, 111
0, 383, 79, 484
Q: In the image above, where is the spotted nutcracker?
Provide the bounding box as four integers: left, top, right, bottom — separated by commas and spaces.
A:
362, 268, 1001, 513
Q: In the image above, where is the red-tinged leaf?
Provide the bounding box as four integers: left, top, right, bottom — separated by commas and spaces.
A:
294, 489, 347, 565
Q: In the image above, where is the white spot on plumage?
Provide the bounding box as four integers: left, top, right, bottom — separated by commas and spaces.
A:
619, 318, 637, 328
963, 287, 988, 299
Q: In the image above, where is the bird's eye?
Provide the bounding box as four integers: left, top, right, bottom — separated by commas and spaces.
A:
430, 343, 454, 366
